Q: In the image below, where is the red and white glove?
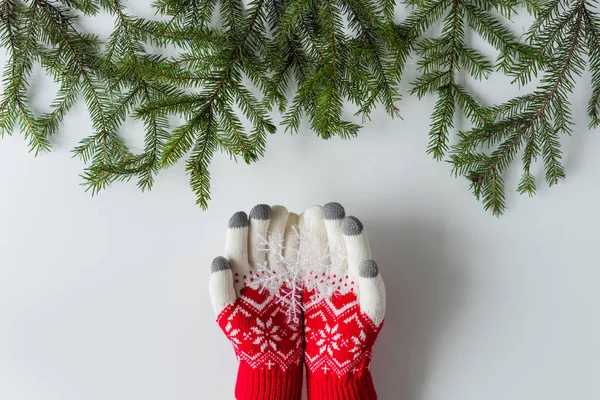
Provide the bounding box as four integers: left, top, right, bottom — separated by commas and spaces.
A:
209, 205, 304, 400
301, 203, 386, 400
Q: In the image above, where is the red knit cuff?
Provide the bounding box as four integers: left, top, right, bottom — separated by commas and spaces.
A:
307, 370, 377, 400
235, 362, 303, 400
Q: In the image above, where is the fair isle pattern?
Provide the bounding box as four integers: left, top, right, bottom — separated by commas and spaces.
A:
217, 283, 303, 371
304, 287, 382, 377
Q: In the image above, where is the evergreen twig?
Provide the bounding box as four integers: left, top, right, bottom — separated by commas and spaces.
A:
404, 0, 528, 161
451, 0, 596, 215
0, 0, 598, 215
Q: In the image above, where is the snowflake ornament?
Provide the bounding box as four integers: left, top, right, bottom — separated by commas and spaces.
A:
248, 225, 345, 323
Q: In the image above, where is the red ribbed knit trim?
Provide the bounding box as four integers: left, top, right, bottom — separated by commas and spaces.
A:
235, 362, 303, 400
307, 370, 377, 400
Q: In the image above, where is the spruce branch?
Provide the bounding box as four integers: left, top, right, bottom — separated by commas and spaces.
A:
0, 1, 48, 154
276, 0, 407, 137
140, 0, 276, 208
79, 0, 170, 193
451, 0, 595, 215
0, 0, 410, 209
405, 0, 524, 161
1, 0, 599, 216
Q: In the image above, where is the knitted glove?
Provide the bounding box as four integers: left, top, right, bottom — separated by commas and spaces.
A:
301, 203, 386, 400
209, 205, 304, 400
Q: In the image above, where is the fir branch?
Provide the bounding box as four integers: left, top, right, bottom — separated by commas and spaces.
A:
186, 108, 218, 209
278, 0, 405, 138
0, 1, 49, 154
406, 0, 521, 161
84, 0, 169, 192
452, 0, 592, 215
2, 0, 598, 216
583, 5, 600, 127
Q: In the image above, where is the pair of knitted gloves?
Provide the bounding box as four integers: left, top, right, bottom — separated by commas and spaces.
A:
209, 203, 386, 400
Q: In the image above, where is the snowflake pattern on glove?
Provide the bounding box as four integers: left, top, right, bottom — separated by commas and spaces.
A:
303, 286, 381, 377
217, 283, 303, 371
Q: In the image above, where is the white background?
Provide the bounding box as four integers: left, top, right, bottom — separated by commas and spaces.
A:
1, 4, 599, 400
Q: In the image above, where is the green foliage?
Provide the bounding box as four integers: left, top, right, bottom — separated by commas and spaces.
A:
1, 0, 599, 215
138, 0, 409, 207
404, 0, 529, 161
0, 0, 408, 209
450, 0, 598, 215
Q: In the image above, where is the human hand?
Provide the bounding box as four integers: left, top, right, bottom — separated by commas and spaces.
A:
209, 205, 304, 400
300, 203, 385, 400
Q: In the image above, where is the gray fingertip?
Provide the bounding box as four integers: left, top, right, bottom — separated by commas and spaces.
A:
342, 216, 363, 236
250, 204, 271, 220
211, 256, 230, 272
359, 259, 379, 278
323, 202, 345, 220
229, 211, 248, 228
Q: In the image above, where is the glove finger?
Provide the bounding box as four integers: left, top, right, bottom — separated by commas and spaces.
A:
248, 204, 271, 271
322, 202, 348, 277
299, 205, 329, 275
209, 256, 237, 316
358, 259, 386, 326
225, 211, 251, 278
266, 205, 290, 274
282, 212, 300, 267
341, 216, 371, 282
